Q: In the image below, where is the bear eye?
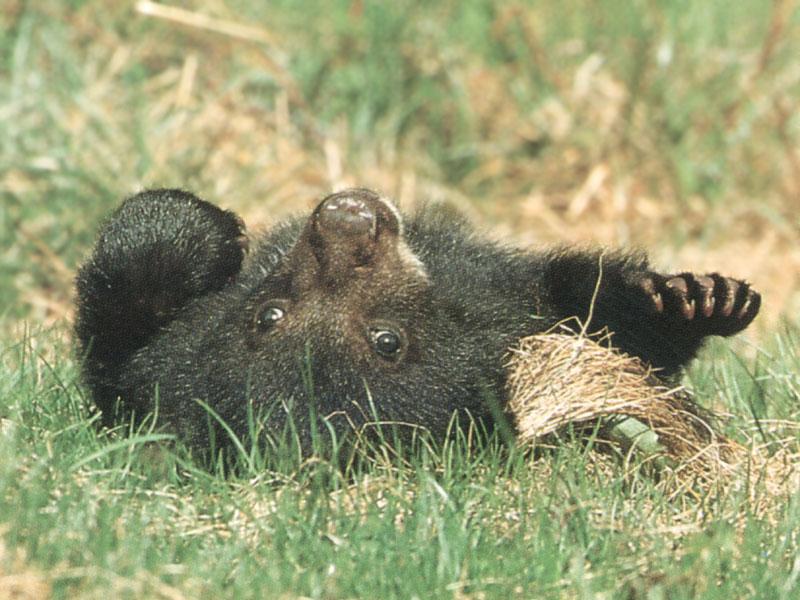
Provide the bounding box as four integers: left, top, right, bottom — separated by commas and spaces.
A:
255, 305, 285, 331
369, 328, 402, 359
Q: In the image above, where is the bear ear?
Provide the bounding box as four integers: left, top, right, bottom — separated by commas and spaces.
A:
407, 201, 476, 237
105, 189, 249, 295
75, 189, 249, 369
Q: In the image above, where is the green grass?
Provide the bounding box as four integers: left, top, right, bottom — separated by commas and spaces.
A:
2, 1, 800, 597
2, 328, 800, 598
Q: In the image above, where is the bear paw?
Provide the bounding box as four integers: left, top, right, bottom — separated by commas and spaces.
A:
639, 272, 760, 336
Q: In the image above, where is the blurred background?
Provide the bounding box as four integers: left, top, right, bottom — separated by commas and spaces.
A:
1, 0, 798, 336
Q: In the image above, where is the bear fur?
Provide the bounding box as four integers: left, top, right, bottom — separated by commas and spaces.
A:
74, 188, 760, 457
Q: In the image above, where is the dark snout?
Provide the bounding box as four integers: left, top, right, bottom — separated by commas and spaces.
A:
315, 190, 379, 238
303, 189, 401, 285
312, 188, 400, 241
281, 188, 425, 295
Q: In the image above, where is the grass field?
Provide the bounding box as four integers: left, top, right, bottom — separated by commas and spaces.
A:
2, 1, 800, 598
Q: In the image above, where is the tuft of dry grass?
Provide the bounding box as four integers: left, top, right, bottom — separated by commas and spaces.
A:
506, 330, 800, 507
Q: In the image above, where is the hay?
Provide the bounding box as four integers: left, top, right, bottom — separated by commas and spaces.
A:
505, 329, 800, 500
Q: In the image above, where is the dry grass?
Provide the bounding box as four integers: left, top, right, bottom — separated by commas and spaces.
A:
3, 1, 799, 337
506, 330, 800, 512
0, 534, 51, 600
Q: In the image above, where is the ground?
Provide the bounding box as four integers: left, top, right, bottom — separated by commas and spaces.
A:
1, 1, 800, 598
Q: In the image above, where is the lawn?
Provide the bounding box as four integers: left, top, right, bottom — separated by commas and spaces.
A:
1, 1, 799, 598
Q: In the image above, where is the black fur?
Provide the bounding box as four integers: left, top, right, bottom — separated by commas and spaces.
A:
74, 188, 760, 456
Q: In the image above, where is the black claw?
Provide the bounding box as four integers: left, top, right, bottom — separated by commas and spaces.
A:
652, 292, 664, 313
719, 277, 738, 318
684, 298, 696, 320
640, 277, 664, 313
665, 275, 695, 319
703, 295, 715, 318
665, 276, 689, 295
736, 297, 752, 320
695, 275, 715, 318
736, 288, 761, 325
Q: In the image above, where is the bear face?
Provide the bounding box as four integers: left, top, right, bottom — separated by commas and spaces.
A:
75, 188, 760, 459
243, 188, 431, 377
187, 189, 514, 451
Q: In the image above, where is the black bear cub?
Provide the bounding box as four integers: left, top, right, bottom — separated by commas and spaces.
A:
75, 188, 760, 457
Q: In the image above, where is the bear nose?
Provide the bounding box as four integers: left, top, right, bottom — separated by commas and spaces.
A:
316, 191, 378, 239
